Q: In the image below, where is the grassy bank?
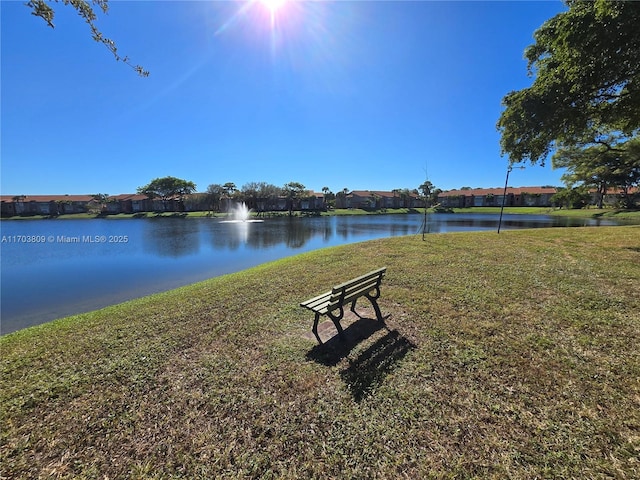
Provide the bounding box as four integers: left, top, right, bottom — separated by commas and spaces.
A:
539, 207, 640, 221
449, 206, 640, 221
1, 227, 639, 478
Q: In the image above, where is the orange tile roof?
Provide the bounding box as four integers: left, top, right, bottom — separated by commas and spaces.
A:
0, 194, 153, 203
588, 186, 638, 194
438, 187, 557, 197
109, 194, 150, 201
350, 190, 418, 198
0, 194, 95, 202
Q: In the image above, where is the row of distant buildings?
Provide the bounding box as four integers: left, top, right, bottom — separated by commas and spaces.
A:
436, 186, 557, 208
1, 190, 423, 216
345, 187, 560, 209
0, 186, 632, 217
0, 193, 329, 217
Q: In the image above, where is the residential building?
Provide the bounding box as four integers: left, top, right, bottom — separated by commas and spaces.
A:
339, 190, 424, 209
0, 195, 95, 216
437, 187, 558, 208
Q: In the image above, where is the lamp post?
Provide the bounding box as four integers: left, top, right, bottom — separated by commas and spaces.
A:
498, 164, 525, 234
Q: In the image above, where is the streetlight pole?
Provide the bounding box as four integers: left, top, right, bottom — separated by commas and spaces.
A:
498, 164, 525, 234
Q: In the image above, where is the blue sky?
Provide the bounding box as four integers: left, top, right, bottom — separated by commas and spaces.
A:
1, 0, 567, 195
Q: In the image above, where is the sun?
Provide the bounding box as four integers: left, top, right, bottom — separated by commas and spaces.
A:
260, 0, 287, 14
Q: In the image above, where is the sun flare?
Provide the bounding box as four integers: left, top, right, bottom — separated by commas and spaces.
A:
260, 0, 287, 14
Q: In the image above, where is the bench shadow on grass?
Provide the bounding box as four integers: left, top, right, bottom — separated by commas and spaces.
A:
306, 317, 417, 402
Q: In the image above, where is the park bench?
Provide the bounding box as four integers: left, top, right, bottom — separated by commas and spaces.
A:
300, 267, 387, 344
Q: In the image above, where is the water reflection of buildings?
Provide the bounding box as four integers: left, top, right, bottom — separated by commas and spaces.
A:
210, 218, 329, 250
212, 217, 418, 252
142, 219, 200, 257
426, 215, 498, 233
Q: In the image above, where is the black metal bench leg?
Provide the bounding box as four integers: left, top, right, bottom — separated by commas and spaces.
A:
350, 299, 357, 314
312, 312, 322, 344
327, 309, 346, 340
366, 293, 385, 323
331, 317, 345, 339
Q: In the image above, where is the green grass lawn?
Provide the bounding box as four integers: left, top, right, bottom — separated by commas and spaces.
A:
543, 208, 640, 221
449, 206, 551, 215
449, 206, 640, 220
1, 226, 639, 478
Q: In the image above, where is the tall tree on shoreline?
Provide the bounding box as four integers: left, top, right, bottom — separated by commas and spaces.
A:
552, 137, 640, 208
137, 176, 196, 211
497, 0, 640, 166
206, 184, 226, 213
282, 182, 306, 216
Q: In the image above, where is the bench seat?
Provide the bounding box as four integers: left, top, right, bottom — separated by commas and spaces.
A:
300, 267, 386, 344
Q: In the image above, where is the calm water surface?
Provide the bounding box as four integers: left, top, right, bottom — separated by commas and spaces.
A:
0, 213, 626, 333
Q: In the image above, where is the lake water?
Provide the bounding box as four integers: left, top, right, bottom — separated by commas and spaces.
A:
0, 213, 628, 334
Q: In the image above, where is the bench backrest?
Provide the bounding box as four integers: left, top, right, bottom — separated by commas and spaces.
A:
328, 267, 386, 312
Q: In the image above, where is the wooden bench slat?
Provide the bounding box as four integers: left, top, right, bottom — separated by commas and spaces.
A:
300, 291, 331, 311
330, 276, 382, 302
330, 267, 386, 293
305, 301, 331, 313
